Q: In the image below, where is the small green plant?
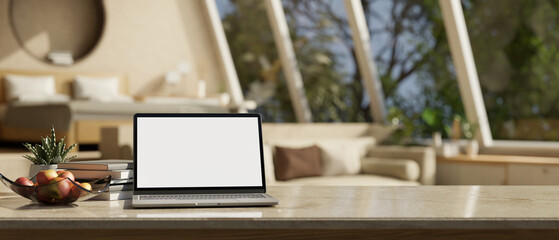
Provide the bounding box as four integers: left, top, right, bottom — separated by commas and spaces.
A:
22, 126, 77, 165
461, 118, 479, 140
444, 115, 479, 140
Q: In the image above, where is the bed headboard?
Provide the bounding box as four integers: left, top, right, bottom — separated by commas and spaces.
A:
0, 69, 129, 103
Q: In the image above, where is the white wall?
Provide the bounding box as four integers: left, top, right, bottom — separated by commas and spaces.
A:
0, 0, 224, 97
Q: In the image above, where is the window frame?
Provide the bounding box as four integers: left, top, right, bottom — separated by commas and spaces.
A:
202, 0, 246, 112
439, 0, 559, 155
208, 0, 559, 156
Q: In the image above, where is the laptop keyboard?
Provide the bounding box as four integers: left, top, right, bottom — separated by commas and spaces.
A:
140, 194, 266, 200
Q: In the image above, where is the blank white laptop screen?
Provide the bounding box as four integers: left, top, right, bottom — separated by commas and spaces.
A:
136, 117, 263, 188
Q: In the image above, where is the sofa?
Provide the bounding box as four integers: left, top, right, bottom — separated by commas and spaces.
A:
100, 123, 436, 186
261, 123, 435, 186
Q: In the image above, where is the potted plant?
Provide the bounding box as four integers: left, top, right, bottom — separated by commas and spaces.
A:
461, 118, 479, 158
23, 126, 77, 178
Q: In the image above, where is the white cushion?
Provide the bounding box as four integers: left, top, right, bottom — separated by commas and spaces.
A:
4, 74, 56, 101
17, 93, 70, 103
266, 137, 375, 176
318, 140, 363, 175
74, 75, 121, 100
361, 157, 420, 181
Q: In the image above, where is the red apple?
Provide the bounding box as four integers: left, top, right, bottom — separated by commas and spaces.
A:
11, 177, 34, 196
15, 177, 33, 186
69, 182, 92, 199
81, 182, 92, 191
56, 170, 75, 182
47, 177, 72, 200
69, 182, 80, 199
36, 169, 58, 186
36, 186, 53, 203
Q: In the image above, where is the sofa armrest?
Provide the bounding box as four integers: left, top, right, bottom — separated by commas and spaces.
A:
368, 146, 436, 185
361, 157, 420, 181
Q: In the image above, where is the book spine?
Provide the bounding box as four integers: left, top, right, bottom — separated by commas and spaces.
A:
107, 184, 133, 192
72, 170, 133, 179
91, 191, 132, 201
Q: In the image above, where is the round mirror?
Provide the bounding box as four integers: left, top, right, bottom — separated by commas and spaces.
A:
9, 0, 105, 65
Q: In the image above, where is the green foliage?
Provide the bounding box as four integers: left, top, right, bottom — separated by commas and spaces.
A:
284, 0, 370, 122
421, 108, 439, 129
220, 0, 295, 122
220, 0, 466, 134
383, 107, 415, 145
364, 0, 465, 138
221, 0, 371, 123
22, 126, 77, 165
222, 0, 559, 141
464, 0, 559, 140
462, 120, 479, 140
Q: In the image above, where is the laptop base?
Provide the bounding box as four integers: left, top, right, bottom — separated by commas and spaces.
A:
132, 193, 279, 208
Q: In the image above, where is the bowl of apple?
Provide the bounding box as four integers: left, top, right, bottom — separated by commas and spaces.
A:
0, 169, 111, 205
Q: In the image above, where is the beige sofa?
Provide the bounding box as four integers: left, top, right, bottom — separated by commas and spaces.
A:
261, 123, 435, 186
100, 123, 436, 186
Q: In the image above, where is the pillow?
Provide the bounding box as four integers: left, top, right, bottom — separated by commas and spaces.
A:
273, 145, 322, 181
266, 137, 375, 176
74, 75, 121, 100
4, 74, 56, 101
17, 93, 70, 103
319, 141, 361, 176
361, 157, 420, 181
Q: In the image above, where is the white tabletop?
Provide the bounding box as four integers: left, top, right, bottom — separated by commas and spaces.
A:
1, 186, 559, 230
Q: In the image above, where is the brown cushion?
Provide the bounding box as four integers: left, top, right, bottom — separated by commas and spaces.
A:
274, 145, 322, 181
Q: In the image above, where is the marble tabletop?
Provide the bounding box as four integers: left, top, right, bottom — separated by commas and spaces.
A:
1, 186, 559, 230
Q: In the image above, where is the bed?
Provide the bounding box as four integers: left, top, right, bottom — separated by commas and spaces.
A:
0, 69, 228, 146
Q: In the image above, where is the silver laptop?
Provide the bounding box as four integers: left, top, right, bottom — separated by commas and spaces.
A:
132, 113, 279, 208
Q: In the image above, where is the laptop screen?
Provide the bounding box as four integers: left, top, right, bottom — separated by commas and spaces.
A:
134, 114, 265, 191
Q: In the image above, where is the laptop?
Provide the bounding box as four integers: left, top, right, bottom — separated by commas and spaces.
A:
131, 113, 279, 208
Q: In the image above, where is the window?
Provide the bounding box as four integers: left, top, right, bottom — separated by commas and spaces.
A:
463, 0, 559, 141
363, 0, 465, 138
216, 0, 296, 122
282, 0, 370, 122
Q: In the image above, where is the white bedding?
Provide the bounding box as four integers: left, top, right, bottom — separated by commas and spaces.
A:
69, 100, 226, 118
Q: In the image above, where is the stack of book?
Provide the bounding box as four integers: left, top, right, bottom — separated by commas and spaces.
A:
57, 160, 133, 200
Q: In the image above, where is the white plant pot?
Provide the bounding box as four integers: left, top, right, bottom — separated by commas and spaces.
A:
465, 140, 479, 158
29, 164, 58, 178
432, 132, 442, 147
435, 142, 460, 157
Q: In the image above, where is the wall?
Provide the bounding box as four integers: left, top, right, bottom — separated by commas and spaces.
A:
10, 0, 104, 62
0, 0, 223, 97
